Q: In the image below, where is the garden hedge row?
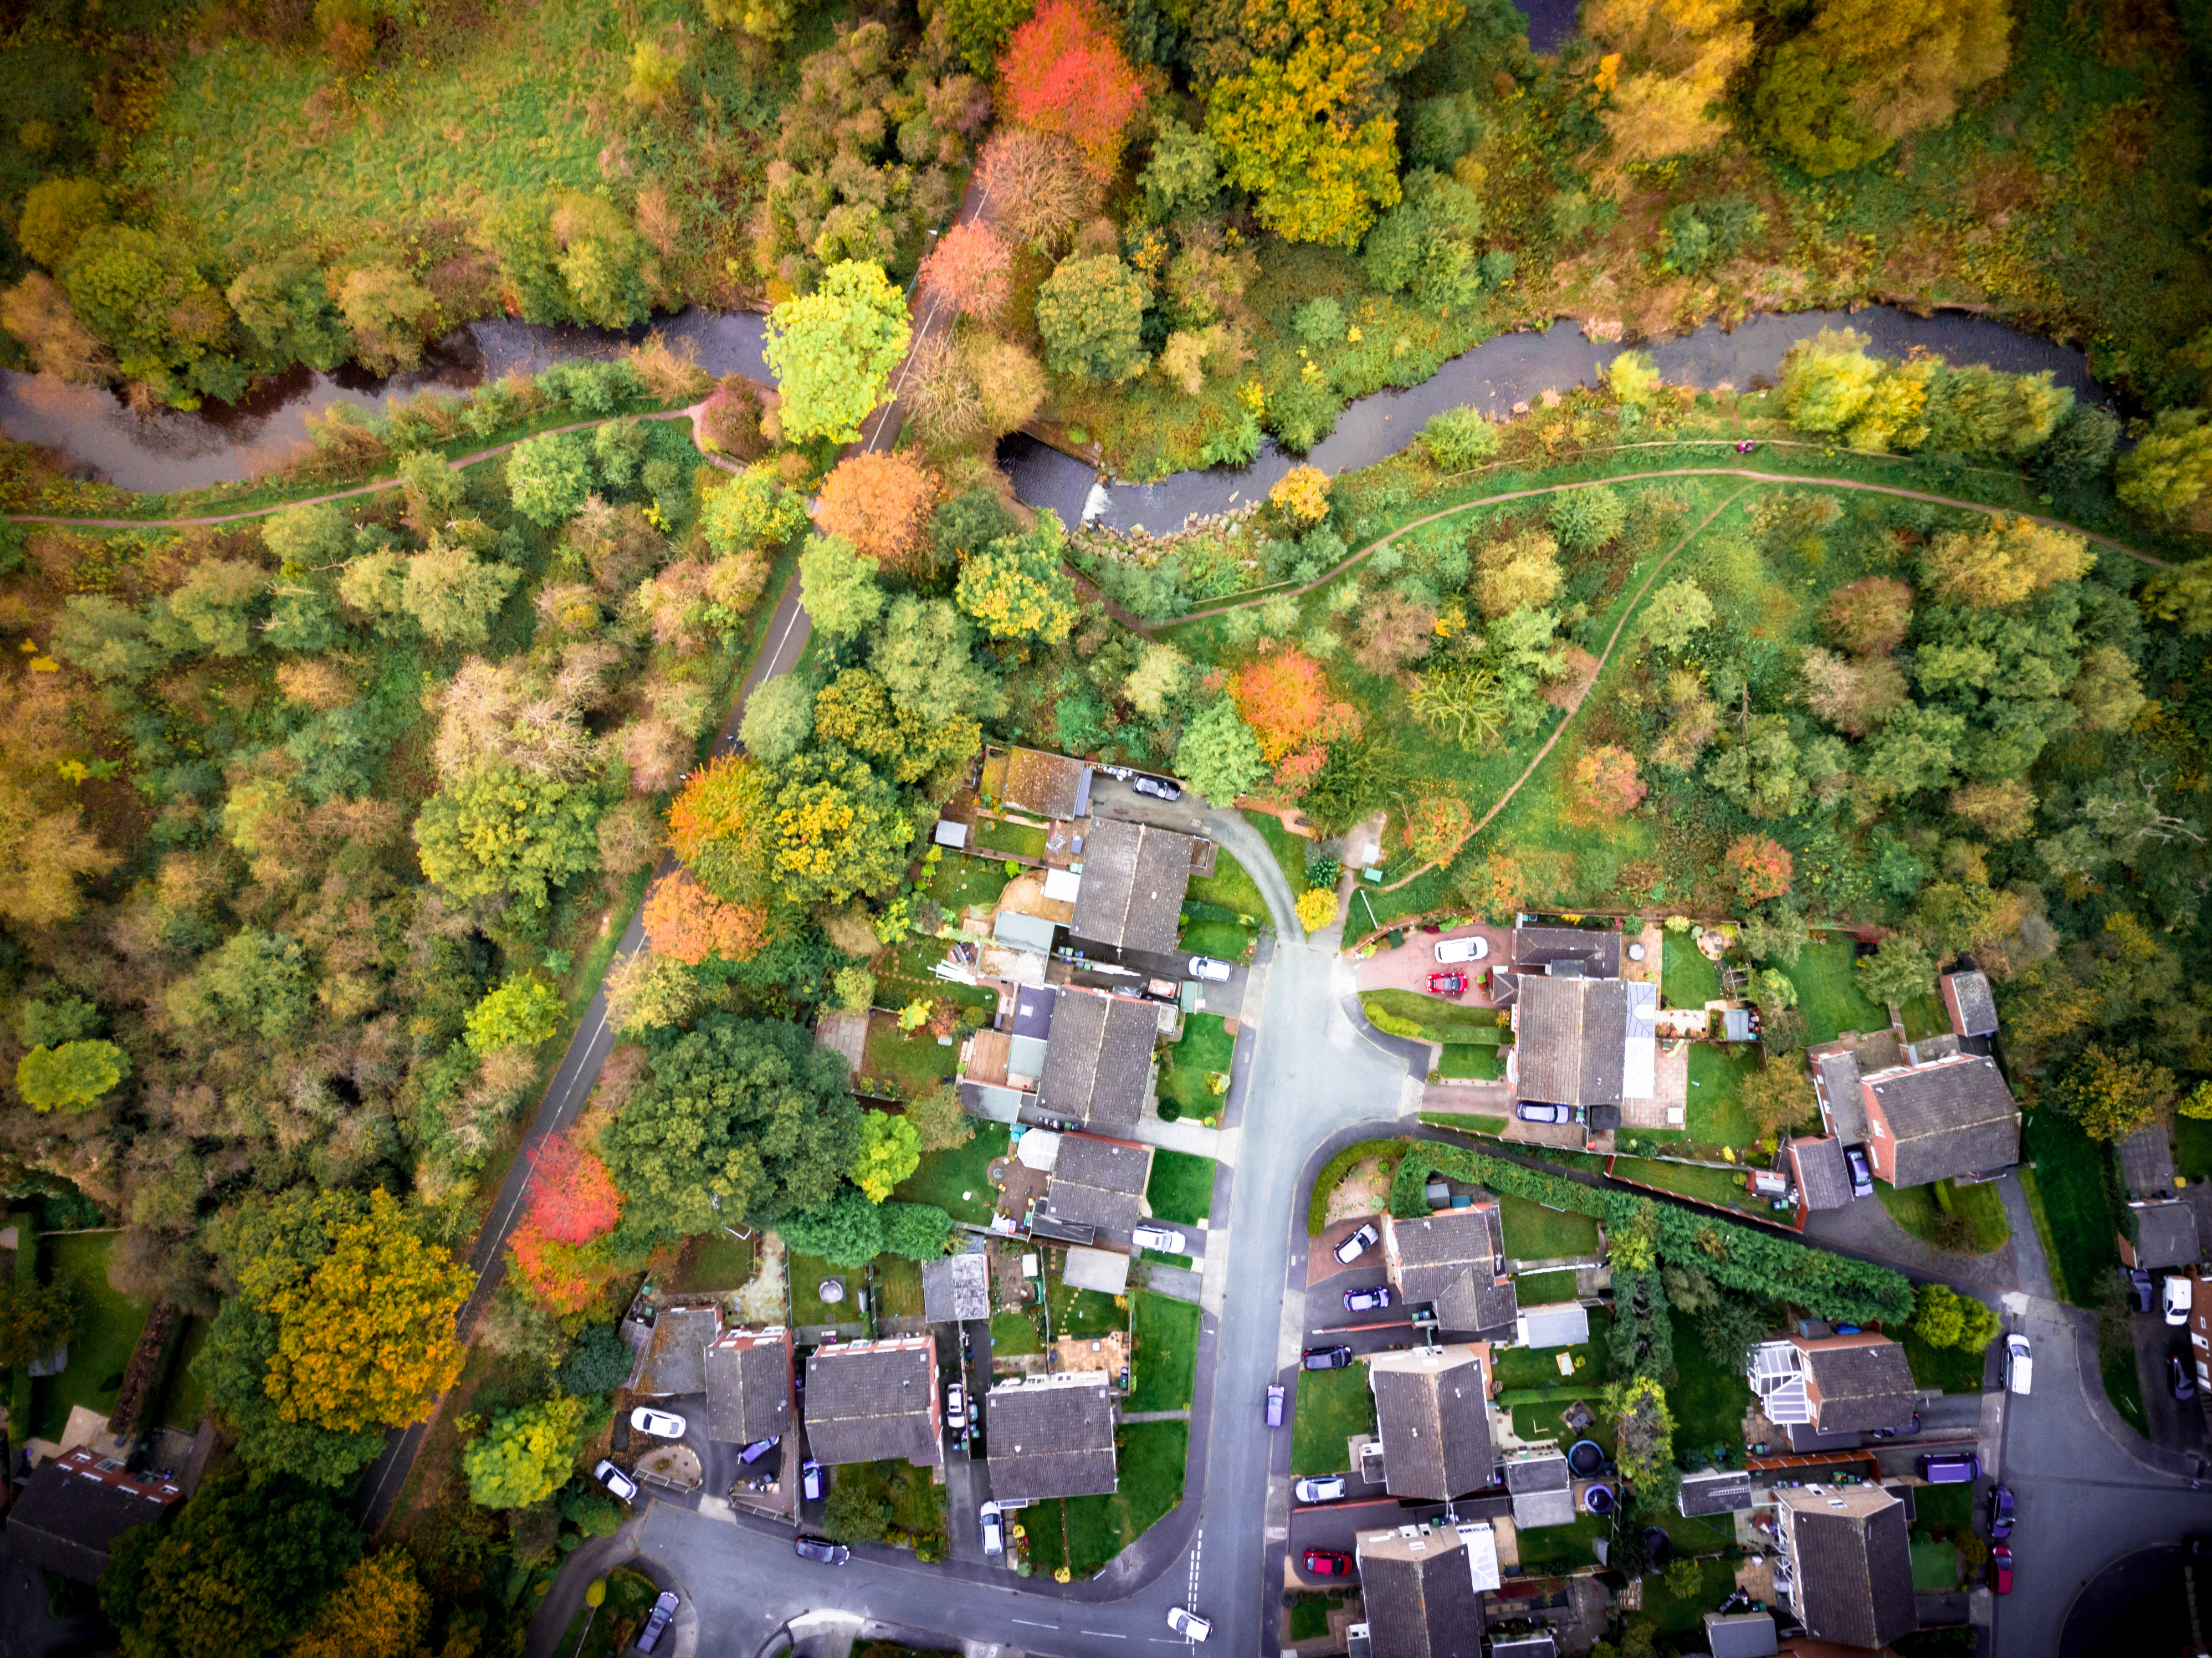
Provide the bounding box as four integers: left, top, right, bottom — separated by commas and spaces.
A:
1307, 1139, 1405, 1236
1362, 1004, 1507, 1046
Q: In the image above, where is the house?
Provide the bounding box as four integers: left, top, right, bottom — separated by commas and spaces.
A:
1775, 1483, 1916, 1650
803, 1335, 943, 1467
1790, 1136, 1855, 1214
1350, 1521, 1492, 1658
2121, 1199, 2201, 1272
703, 1326, 794, 1446
1036, 986, 1158, 1130
1703, 1611, 1780, 1658
1509, 974, 1658, 1109
1030, 1131, 1154, 1251
636, 1303, 721, 1395
1858, 1053, 2019, 1187
1747, 1334, 1918, 1436
1807, 1044, 1870, 1147
985, 1373, 1118, 1502
1503, 1451, 1577, 1528
920, 1252, 992, 1324
996, 745, 1093, 820
1678, 1468, 1756, 1518
1385, 1206, 1517, 1335
1069, 816, 1196, 955
2, 1447, 185, 1582
1513, 925, 1624, 978
1367, 1345, 1494, 1501
1939, 970, 1999, 1040
2185, 1265, 2212, 1394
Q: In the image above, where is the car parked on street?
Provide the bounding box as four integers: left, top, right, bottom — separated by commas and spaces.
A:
1165, 1608, 1212, 1641
1844, 1145, 1875, 1199
1134, 1224, 1189, 1253
1344, 1285, 1393, 1313
1187, 955, 1234, 982
801, 1460, 822, 1501
1294, 1476, 1347, 1503
2167, 1275, 2194, 1326
1304, 1549, 1353, 1576
2005, 1333, 2033, 1395
592, 1460, 638, 1503
980, 1501, 1005, 1555
633, 1590, 680, 1654
1425, 971, 1468, 996
1435, 936, 1488, 963
1988, 1485, 2014, 1539
629, 1407, 686, 1439
1334, 1222, 1379, 1263
2174, 1354, 2198, 1401
1265, 1384, 1284, 1427
1303, 1345, 1353, 1370
2132, 1267, 2157, 1313
1991, 1544, 2014, 1594
794, 1536, 851, 1564
1515, 1103, 1578, 1124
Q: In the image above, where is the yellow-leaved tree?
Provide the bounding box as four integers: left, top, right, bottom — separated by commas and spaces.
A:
1584, 0, 1755, 177
288, 1551, 433, 1658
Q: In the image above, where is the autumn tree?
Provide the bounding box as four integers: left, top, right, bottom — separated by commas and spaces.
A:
464, 1395, 598, 1508
509, 1128, 630, 1312
464, 975, 565, 1052
337, 265, 436, 374
1919, 517, 2094, 608
2117, 409, 2212, 520
2049, 1044, 2174, 1142
1572, 746, 1647, 818
764, 260, 912, 443
669, 751, 778, 907
770, 749, 913, 905
915, 220, 1013, 323
905, 1082, 976, 1154
1036, 254, 1149, 382
1232, 648, 1363, 796
1404, 795, 1474, 866
1950, 780, 2037, 842
1639, 578, 1714, 651
288, 1551, 432, 1658
1799, 647, 1907, 736
1722, 835, 1793, 902
1176, 697, 1268, 804
813, 452, 939, 567
1740, 1061, 1817, 1142
413, 766, 603, 909
643, 869, 768, 965
998, 0, 1147, 180
1823, 575, 1914, 656
1585, 0, 1756, 173
15, 1038, 128, 1112
955, 516, 1079, 642
976, 127, 1094, 253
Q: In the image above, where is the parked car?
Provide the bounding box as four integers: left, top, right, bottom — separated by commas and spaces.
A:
1265, 1384, 1285, 1427
1187, 955, 1235, 982
1435, 935, 1489, 963
1844, 1145, 1875, 1199
794, 1536, 851, 1564
1515, 1103, 1578, 1124
1426, 971, 1468, 996
2005, 1333, 2033, 1396
1304, 1549, 1353, 1576
1344, 1285, 1394, 1313
1302, 1345, 1354, 1370
801, 1460, 822, 1502
980, 1501, 1005, 1556
1334, 1222, 1379, 1263
2132, 1267, 2158, 1313
592, 1460, 638, 1503
1134, 1224, 1189, 1253
633, 1590, 680, 1655
1988, 1484, 2014, 1539
2167, 1275, 2194, 1326
946, 1384, 966, 1432
1991, 1544, 2014, 1595
2174, 1353, 2199, 1402
739, 1436, 780, 1465
1918, 1451, 1981, 1484
1294, 1476, 1348, 1503
1870, 1411, 1922, 1440
1165, 1607, 1212, 1641
1133, 775, 1182, 801
629, 1407, 686, 1440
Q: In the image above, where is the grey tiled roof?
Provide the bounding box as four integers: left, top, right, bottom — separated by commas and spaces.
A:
2131, 1200, 2201, 1270
2, 1454, 181, 1583
638, 1305, 720, 1395
1942, 970, 1999, 1037
1069, 817, 1194, 953
1031, 1179, 1141, 1248
1790, 1136, 1854, 1211
1515, 975, 1632, 1106
1506, 1451, 1579, 1529
1388, 1207, 1502, 1303
1678, 1470, 1755, 1517
1800, 1337, 1918, 1433
1037, 989, 1156, 1129
985, 1376, 1118, 1500
920, 1253, 992, 1323
1864, 1056, 2020, 1185
1433, 1270, 1519, 1337
2119, 1122, 2179, 1199
1809, 1045, 1869, 1144
1780, 1485, 1916, 1649
1355, 1530, 1488, 1658
1512, 926, 1622, 977
703, 1329, 793, 1444
1052, 1133, 1153, 1194
803, 1340, 942, 1467
1702, 1612, 1779, 1658
1369, 1348, 1493, 1501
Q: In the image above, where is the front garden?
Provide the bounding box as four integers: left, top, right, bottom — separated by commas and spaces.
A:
1291, 1365, 1374, 1477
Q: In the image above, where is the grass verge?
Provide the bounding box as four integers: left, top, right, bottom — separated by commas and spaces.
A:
1875, 1179, 2010, 1256
1145, 1150, 1218, 1227
1129, 1292, 1200, 1411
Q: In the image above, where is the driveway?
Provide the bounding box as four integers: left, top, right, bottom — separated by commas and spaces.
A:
1353, 924, 1509, 1000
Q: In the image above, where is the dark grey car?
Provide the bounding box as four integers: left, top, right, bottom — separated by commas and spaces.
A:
633, 1590, 679, 1653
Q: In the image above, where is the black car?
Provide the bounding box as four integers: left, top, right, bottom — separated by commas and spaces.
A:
1988, 1484, 2014, 1539
633, 1590, 680, 1654
2175, 1353, 2199, 1401
1302, 1345, 1354, 1370
2132, 1268, 2158, 1313
795, 1535, 851, 1564
1131, 775, 1182, 801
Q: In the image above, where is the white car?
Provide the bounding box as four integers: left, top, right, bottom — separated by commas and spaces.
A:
592, 1459, 638, 1503
1435, 935, 1488, 964
1134, 1224, 1189, 1253
629, 1407, 687, 1439
1166, 1607, 1213, 1641
946, 1384, 967, 1432
1294, 1475, 1346, 1503
1188, 956, 1235, 982
980, 1500, 1005, 1555
2166, 1275, 2194, 1327
2004, 1333, 2032, 1396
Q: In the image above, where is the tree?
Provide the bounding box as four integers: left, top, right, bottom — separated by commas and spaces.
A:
414, 765, 603, 909
1124, 641, 1191, 718
336, 265, 436, 373
227, 253, 350, 372
15, 1038, 128, 1112
507, 431, 596, 527
1176, 697, 1268, 804
1035, 255, 1149, 383
999, 0, 1147, 180
799, 535, 888, 642
976, 127, 1094, 254
2035, 403, 2121, 491
0, 272, 111, 382
1920, 516, 2094, 607
153, 559, 266, 657
605, 951, 706, 1036
61, 224, 235, 404
741, 673, 815, 764
463, 1395, 597, 1509
955, 520, 1079, 643
824, 1472, 892, 1543
1410, 660, 1510, 749
1571, 746, 1646, 818
1724, 836, 1793, 902
601, 1015, 864, 1233
873, 594, 1005, 722
464, 975, 565, 1052
905, 1082, 975, 1154
1825, 575, 1913, 655
2049, 1044, 2174, 1142
1550, 487, 1627, 551
1912, 1282, 1998, 1351
764, 260, 911, 443
524, 1129, 623, 1245
1402, 795, 1474, 867
703, 464, 809, 556
0, 1277, 81, 1368
18, 177, 108, 270
643, 869, 768, 965
401, 527, 520, 647
1697, 1291, 1776, 1371
943, 0, 1033, 70
1422, 407, 1500, 469
165, 929, 313, 1041
769, 749, 912, 905
813, 452, 939, 567
881, 1200, 955, 1260
1139, 116, 1221, 221
853, 1109, 923, 1201
2117, 408, 2212, 520
1586, 0, 1755, 171
1855, 935, 1937, 1009
914, 222, 1013, 326
1800, 647, 1907, 736
1232, 648, 1362, 796
1639, 578, 1714, 650
287, 1551, 432, 1658
1739, 905, 1809, 966
1296, 887, 1339, 932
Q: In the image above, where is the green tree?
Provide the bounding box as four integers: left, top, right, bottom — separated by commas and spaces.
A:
881, 1200, 955, 1259
1696, 1291, 1776, 1371
152, 559, 267, 657
764, 260, 911, 443
2180, 1082, 2212, 1122
1035, 255, 1149, 382
49, 593, 166, 682
776, 1185, 887, 1265
0, 1276, 81, 1367
227, 253, 350, 371
2049, 1044, 2174, 1142
166, 930, 314, 1041
17, 177, 107, 269
739, 672, 815, 763
14, 1038, 128, 1113
1550, 486, 1626, 550
401, 525, 520, 648
2117, 409, 2212, 520
62, 224, 237, 404
260, 500, 351, 574
1176, 697, 1268, 805
1854, 935, 1937, 1009
1639, 578, 1714, 650
872, 595, 1005, 722
704, 464, 810, 555
507, 431, 597, 527
904, 1081, 975, 1154
769, 749, 912, 905
413, 765, 605, 909
852, 1109, 922, 1201
798, 535, 888, 642
463, 1395, 597, 1508
465, 975, 565, 1052
192, 1301, 386, 1486
396, 448, 467, 534
336, 264, 436, 375
823, 1471, 891, 1542
1139, 116, 1222, 221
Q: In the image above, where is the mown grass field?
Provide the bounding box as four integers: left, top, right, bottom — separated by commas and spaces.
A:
1498, 1193, 1602, 1261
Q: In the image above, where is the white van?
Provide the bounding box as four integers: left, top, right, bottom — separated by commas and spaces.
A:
2167, 1275, 2195, 1327
2004, 1333, 2032, 1395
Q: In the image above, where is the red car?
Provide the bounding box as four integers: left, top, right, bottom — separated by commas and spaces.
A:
1426, 972, 1468, 997
1304, 1549, 1353, 1577
1990, 1546, 2013, 1594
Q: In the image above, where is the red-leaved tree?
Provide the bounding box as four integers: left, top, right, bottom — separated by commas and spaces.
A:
508, 1129, 624, 1312
1231, 648, 1361, 797
1724, 835, 1794, 902
997, 0, 1146, 181
915, 221, 1013, 324
1571, 745, 1647, 818
811, 451, 939, 568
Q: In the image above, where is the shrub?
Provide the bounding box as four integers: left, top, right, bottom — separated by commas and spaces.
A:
1422, 406, 1500, 469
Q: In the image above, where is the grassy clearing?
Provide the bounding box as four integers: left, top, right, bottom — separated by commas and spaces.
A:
893, 1123, 1008, 1228
1686, 1043, 1761, 1147
1291, 1365, 1374, 1476
1491, 1309, 1612, 1391
2022, 1112, 2121, 1306
1158, 1017, 1233, 1123
1914, 1483, 1976, 1533
875, 1256, 924, 1319
1515, 1269, 1581, 1303
1243, 811, 1312, 900
1667, 1312, 1752, 1457
1060, 1419, 1187, 1575
928, 852, 1013, 915
1499, 1193, 1603, 1261
669, 1232, 756, 1293
1876, 1180, 2010, 1256
991, 1308, 1041, 1358
1046, 1251, 1127, 1339
1128, 1293, 1200, 1412
1514, 1511, 1606, 1570
1642, 1555, 1740, 1636
1662, 932, 1723, 1008
1186, 848, 1269, 923
1791, 935, 1891, 1045
1438, 1044, 1506, 1079
1509, 1396, 1611, 1444
31, 1233, 151, 1439
788, 1252, 853, 1328
1902, 1328, 1989, 1395
862, 1013, 959, 1098
1288, 1593, 1351, 1641
1145, 1150, 1218, 1227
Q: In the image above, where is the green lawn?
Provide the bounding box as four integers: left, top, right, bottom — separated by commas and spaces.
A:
1360, 989, 1509, 1043
1607, 1156, 1770, 1219
30, 1232, 153, 1439
976, 818, 1049, 859
1128, 1292, 1200, 1411
1047, 1251, 1127, 1339
2102, 1318, 2149, 1434
1875, 1179, 2010, 1256
1060, 1420, 1187, 1574
825, 1459, 948, 1553
1661, 930, 1723, 1009
2175, 1114, 2212, 1183
862, 1014, 960, 1098
1790, 935, 1892, 1045
1914, 1483, 1975, 1531
2023, 1112, 2121, 1306
1177, 918, 1255, 961
1158, 1016, 1233, 1123
1666, 1311, 1752, 1459
1513, 1511, 1607, 1570
1291, 1365, 1374, 1476
157, 1317, 208, 1428
990, 1307, 1041, 1357
1288, 1593, 1350, 1641
875, 1256, 924, 1319
1243, 810, 1311, 900
1498, 1193, 1603, 1262
1491, 1309, 1612, 1390
1510, 1396, 1610, 1444
1899, 992, 1951, 1043
1641, 1555, 1740, 1636
893, 1123, 1010, 1227
1902, 1327, 1989, 1394
1186, 848, 1269, 923
1438, 1043, 1506, 1079
1686, 1043, 1763, 1146
1911, 1537, 1963, 1590
790, 1253, 854, 1328
926, 852, 1013, 914
669, 1231, 756, 1292
1515, 1269, 1580, 1303
1145, 1149, 1218, 1227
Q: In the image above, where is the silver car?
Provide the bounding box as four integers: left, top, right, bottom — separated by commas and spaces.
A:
1166, 1607, 1212, 1641
592, 1459, 637, 1503
1187, 956, 1234, 982
980, 1500, 1005, 1555
1134, 1224, 1188, 1253
1294, 1475, 1347, 1503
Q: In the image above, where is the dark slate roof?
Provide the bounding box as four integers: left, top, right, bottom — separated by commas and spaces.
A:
1069, 817, 1194, 954
638, 1304, 720, 1395
1790, 1137, 1855, 1212
1702, 1611, 1779, 1658
1031, 1178, 1141, 1248
1679, 1470, 1755, 1517
985, 1376, 1118, 1500
1864, 1056, 2020, 1186
1389, 1207, 1502, 1303
1002, 748, 1090, 818
1810, 1046, 1870, 1144
1512, 926, 1622, 977
2119, 1123, 2179, 1199
1369, 1349, 1493, 1501
1942, 970, 1999, 1037
1037, 989, 1156, 1130
920, 1253, 992, 1323
1780, 1486, 1916, 1650
1355, 1531, 1488, 1658
1799, 1337, 1919, 1434
703, 1328, 793, 1444
803, 1340, 942, 1467
1433, 1269, 1519, 1338
2132, 1201, 2202, 1270
1515, 976, 1632, 1106
2, 1451, 183, 1583
1053, 1133, 1153, 1194
1504, 1452, 1578, 1528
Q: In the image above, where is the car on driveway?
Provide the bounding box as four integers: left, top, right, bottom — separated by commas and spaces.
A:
1991, 1544, 2014, 1594
1304, 1549, 1353, 1576
1988, 1484, 2014, 1539
1918, 1451, 1981, 1483
794, 1536, 850, 1564
633, 1590, 680, 1654
1303, 1345, 1353, 1370
2167, 1275, 2194, 1326
1165, 1608, 1212, 1641
946, 1384, 966, 1432
592, 1460, 638, 1503
1188, 955, 1234, 982
1425, 971, 1468, 996
1266, 1384, 1285, 1427
1344, 1285, 1393, 1313
1133, 774, 1183, 801
1844, 1145, 1875, 1198
1334, 1222, 1379, 1263
629, 1407, 686, 1439
1515, 1103, 1578, 1124
739, 1436, 779, 1464
2174, 1354, 2199, 1401
1134, 1224, 1189, 1253
2005, 1333, 2033, 1395
1294, 1476, 1347, 1503
1435, 936, 1488, 963
2132, 1267, 2157, 1313
801, 1459, 822, 1501
980, 1501, 1005, 1555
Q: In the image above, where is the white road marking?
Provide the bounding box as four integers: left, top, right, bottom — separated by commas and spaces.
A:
1012, 1618, 1056, 1628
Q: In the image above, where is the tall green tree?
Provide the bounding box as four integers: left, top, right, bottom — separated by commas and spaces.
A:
764, 260, 912, 443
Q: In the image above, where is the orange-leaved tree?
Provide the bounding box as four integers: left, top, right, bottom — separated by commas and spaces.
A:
1724, 834, 1794, 902
668, 751, 775, 906
643, 868, 767, 965
1404, 796, 1474, 866
998, 0, 1146, 180
811, 451, 940, 569
1571, 745, 1647, 818
1230, 647, 1361, 796
915, 220, 1013, 323
289, 1550, 433, 1658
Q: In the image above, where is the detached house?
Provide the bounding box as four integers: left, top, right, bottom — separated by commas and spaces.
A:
1860, 1053, 2019, 1188
1774, 1484, 1916, 1650
1383, 1205, 1518, 1337
1366, 1345, 1494, 1502
803, 1336, 943, 1468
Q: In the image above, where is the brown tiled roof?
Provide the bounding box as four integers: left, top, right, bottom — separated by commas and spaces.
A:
1037, 989, 1156, 1129
1069, 817, 1195, 953
1862, 1055, 2019, 1186
1355, 1527, 1488, 1658
803, 1339, 942, 1467
1052, 1133, 1153, 1194
1002, 748, 1089, 818
704, 1327, 793, 1444
1387, 1207, 1502, 1303
1795, 1335, 1917, 1433
1512, 927, 1622, 976
1369, 1347, 1493, 1501
986, 1375, 1118, 1500
1779, 1485, 1916, 1649
1515, 976, 1632, 1106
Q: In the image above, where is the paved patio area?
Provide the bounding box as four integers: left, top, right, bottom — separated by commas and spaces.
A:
1621, 1041, 1689, 1129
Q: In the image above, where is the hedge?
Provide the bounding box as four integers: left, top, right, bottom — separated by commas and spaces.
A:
1389, 1140, 1914, 1324
1364, 1006, 1507, 1046
1308, 1139, 1406, 1236
7, 1210, 36, 1444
